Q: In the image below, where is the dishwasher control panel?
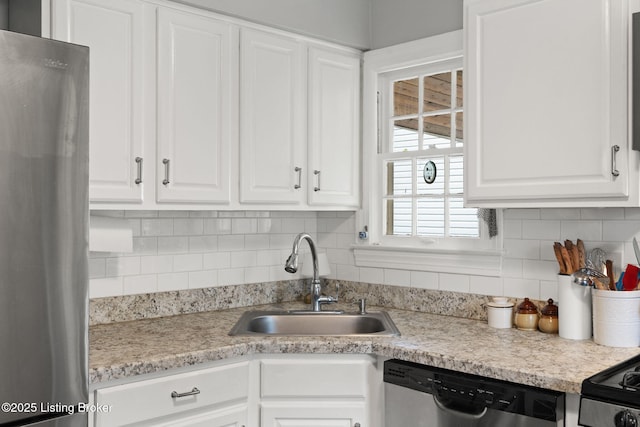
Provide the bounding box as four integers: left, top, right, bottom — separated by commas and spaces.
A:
383, 359, 564, 422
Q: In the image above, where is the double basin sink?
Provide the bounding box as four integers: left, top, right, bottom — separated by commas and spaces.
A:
229, 310, 400, 337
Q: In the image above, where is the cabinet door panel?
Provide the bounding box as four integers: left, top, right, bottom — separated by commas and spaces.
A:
464, 0, 629, 205
261, 402, 364, 427
153, 404, 248, 427
308, 47, 360, 207
156, 8, 235, 203
54, 0, 146, 203
240, 29, 306, 204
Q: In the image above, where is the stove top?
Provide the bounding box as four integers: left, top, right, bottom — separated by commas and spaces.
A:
581, 353, 640, 408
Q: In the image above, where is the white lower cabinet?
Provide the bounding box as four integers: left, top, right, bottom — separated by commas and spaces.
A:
259, 356, 374, 427
92, 361, 250, 426
89, 355, 378, 427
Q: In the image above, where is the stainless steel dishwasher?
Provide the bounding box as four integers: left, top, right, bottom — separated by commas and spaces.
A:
384, 359, 565, 426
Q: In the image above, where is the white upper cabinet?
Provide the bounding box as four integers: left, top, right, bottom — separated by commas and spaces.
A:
308, 46, 361, 207
239, 28, 306, 204
156, 7, 236, 204
54, 0, 361, 210
53, 0, 148, 203
464, 0, 635, 207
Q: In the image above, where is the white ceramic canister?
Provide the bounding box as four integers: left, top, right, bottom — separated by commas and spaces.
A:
592, 288, 640, 347
487, 297, 514, 329
558, 274, 592, 340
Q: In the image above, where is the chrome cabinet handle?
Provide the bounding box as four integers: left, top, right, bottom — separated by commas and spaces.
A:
135, 157, 143, 184
171, 387, 200, 398
294, 166, 302, 189
611, 145, 620, 177
162, 158, 170, 185
313, 170, 321, 192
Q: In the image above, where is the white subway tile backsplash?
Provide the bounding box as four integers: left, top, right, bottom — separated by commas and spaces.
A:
384, 269, 411, 286
540, 208, 581, 220
123, 274, 157, 295
218, 235, 245, 251
173, 254, 203, 272
188, 235, 218, 252
140, 255, 173, 274
504, 277, 540, 299
560, 220, 602, 241
232, 218, 258, 234
174, 218, 204, 236
522, 220, 561, 240
158, 272, 189, 291
244, 234, 270, 250
410, 271, 438, 290
204, 218, 232, 234
439, 273, 470, 293
231, 251, 257, 268
503, 238, 540, 260
203, 252, 231, 269
158, 236, 189, 254
141, 218, 173, 236
188, 270, 217, 289
89, 258, 106, 279
133, 237, 159, 255
89, 208, 640, 305
603, 220, 640, 241
359, 267, 384, 284
469, 275, 502, 296
106, 257, 140, 277
218, 268, 245, 285
90, 277, 123, 298
245, 266, 270, 284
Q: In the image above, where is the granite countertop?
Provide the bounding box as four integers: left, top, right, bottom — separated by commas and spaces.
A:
89, 302, 640, 393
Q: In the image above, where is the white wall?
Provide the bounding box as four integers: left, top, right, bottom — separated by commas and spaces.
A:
370, 0, 462, 49
171, 0, 463, 50
174, 0, 371, 49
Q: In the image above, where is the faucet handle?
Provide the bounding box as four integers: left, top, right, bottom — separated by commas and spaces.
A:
357, 298, 367, 314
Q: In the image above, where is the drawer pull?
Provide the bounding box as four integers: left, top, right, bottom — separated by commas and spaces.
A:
171, 387, 200, 398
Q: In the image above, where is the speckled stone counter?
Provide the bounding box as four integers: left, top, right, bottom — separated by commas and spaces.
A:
89, 302, 640, 394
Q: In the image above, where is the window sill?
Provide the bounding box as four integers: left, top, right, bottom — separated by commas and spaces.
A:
352, 244, 502, 277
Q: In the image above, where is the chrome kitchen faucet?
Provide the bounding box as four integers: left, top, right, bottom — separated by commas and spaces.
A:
285, 233, 337, 312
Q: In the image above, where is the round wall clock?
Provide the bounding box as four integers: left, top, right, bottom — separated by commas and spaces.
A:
423, 160, 437, 184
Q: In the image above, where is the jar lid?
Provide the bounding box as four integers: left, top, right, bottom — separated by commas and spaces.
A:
487, 296, 514, 308
541, 298, 558, 316
516, 298, 538, 314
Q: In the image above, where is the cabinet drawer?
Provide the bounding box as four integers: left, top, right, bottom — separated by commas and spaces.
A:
261, 359, 369, 398
95, 362, 249, 426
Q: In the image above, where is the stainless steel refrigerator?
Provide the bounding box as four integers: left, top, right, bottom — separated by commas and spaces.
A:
0, 30, 89, 426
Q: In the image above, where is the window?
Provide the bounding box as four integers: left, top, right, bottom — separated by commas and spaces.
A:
356, 31, 501, 276
380, 62, 479, 242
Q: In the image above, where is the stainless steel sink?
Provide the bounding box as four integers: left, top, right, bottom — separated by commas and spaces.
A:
228, 310, 400, 336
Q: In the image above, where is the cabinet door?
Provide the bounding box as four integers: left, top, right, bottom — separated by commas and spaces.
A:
239, 29, 306, 204
154, 404, 248, 427
464, 0, 629, 206
53, 0, 147, 203
308, 47, 361, 208
261, 403, 365, 427
156, 7, 236, 204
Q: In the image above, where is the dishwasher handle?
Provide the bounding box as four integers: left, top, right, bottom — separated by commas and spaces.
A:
433, 393, 488, 420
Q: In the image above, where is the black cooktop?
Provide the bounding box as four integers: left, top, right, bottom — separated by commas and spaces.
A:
582, 354, 640, 408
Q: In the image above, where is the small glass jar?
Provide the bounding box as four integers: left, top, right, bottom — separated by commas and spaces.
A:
514, 298, 539, 331
538, 299, 559, 334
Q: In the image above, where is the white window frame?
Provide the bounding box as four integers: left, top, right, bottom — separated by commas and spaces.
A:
355, 30, 503, 276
